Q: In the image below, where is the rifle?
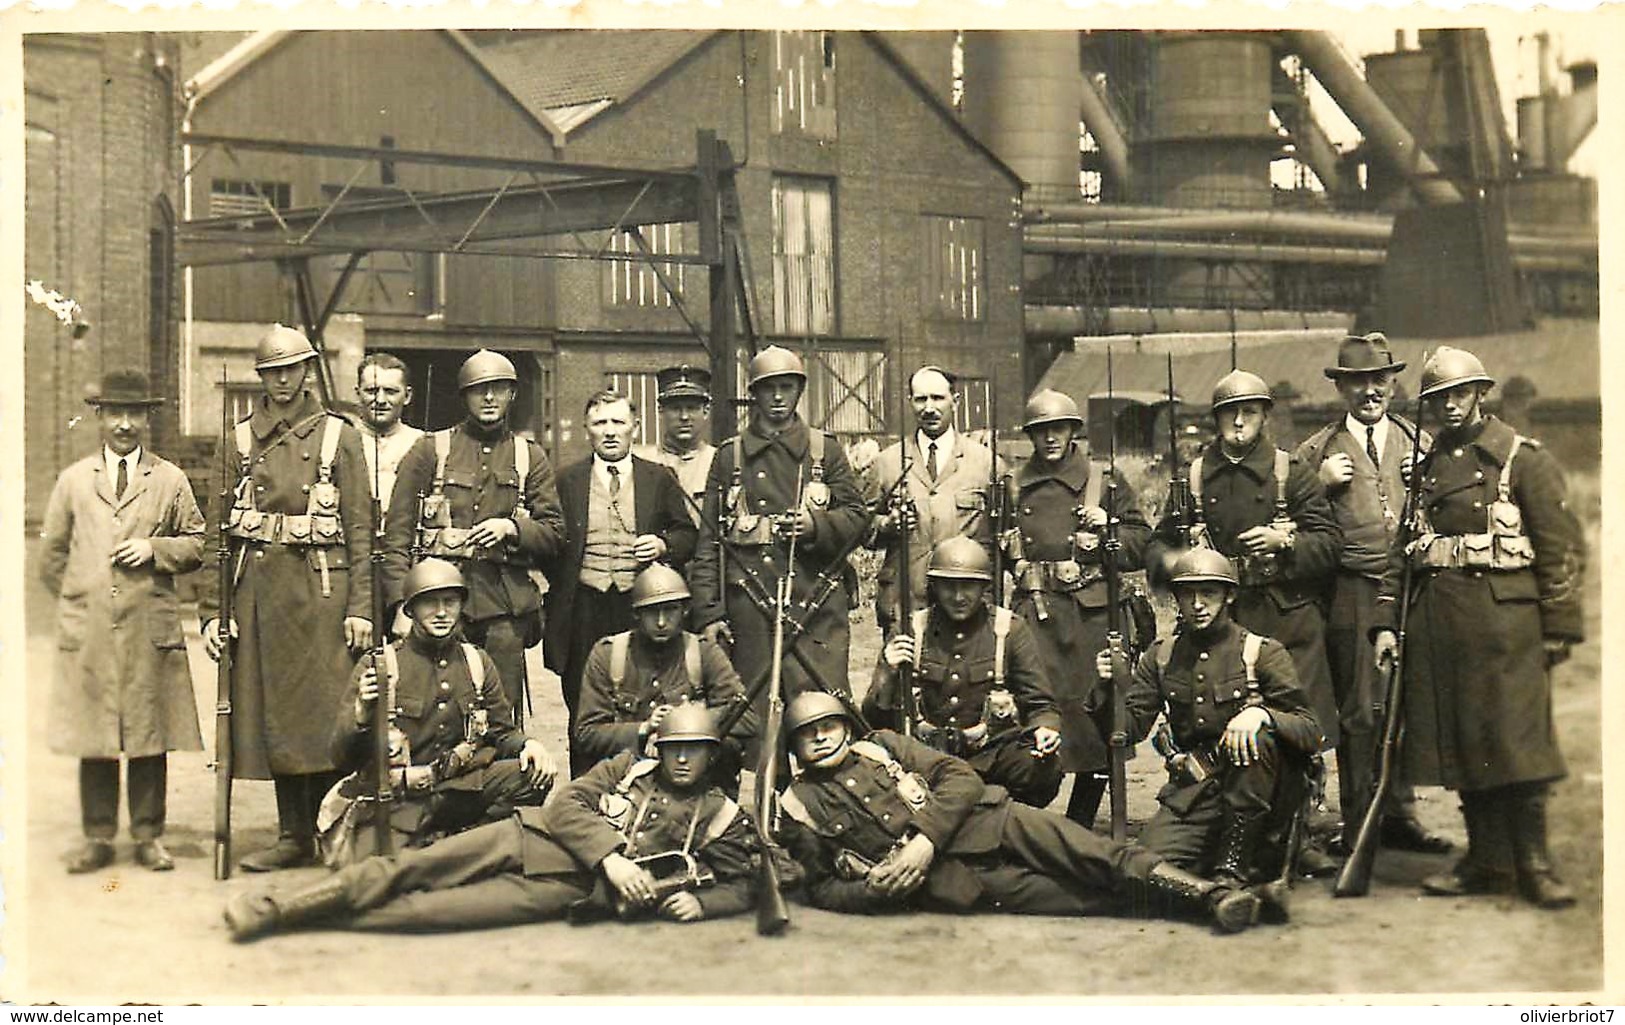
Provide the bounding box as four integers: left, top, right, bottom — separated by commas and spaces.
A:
1335, 398, 1428, 898
1164, 353, 1195, 546
213, 365, 236, 880
568, 850, 717, 924
1102, 347, 1130, 843
753, 466, 802, 937
895, 369, 917, 739
988, 366, 1007, 609
368, 404, 394, 858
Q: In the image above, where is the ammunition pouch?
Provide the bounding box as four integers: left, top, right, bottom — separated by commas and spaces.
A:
916, 718, 992, 757
1165, 741, 1221, 789
1015, 559, 1102, 594
228, 508, 345, 548
833, 848, 880, 882
421, 526, 519, 564
1408, 528, 1534, 572
723, 513, 778, 547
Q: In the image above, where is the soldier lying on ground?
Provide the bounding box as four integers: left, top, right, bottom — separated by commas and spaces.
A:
775, 692, 1263, 933
862, 537, 1063, 807
1097, 548, 1323, 922
319, 558, 556, 863
226, 704, 758, 939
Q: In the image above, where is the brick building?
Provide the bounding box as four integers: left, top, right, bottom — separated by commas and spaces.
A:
23, 33, 184, 525
177, 29, 1023, 462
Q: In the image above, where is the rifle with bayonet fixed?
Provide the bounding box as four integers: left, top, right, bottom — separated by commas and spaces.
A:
753, 466, 803, 937
895, 368, 918, 739
1102, 347, 1130, 843
213, 365, 237, 880
989, 367, 1008, 609
367, 397, 395, 858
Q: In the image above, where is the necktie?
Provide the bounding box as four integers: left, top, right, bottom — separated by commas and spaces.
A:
115, 457, 128, 500
927, 442, 939, 482
607, 463, 622, 497
1366, 425, 1380, 469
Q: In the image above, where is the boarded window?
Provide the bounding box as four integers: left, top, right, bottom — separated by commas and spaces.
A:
807, 348, 885, 436
772, 177, 836, 337
209, 179, 291, 217
953, 377, 992, 434
773, 31, 837, 139
923, 215, 984, 321
603, 371, 660, 448
606, 223, 686, 308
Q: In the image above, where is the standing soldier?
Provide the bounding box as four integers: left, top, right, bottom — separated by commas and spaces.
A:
633, 364, 717, 524
354, 352, 425, 514
202, 326, 375, 872
863, 365, 1000, 634
689, 346, 869, 749
384, 349, 566, 728
1002, 389, 1150, 826
1295, 334, 1452, 856
41, 370, 206, 873
863, 538, 1063, 807
1371, 347, 1584, 908
545, 391, 696, 773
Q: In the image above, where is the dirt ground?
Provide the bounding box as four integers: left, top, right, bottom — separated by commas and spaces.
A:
9, 540, 1605, 1001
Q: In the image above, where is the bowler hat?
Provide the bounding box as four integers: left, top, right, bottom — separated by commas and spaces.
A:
85, 370, 163, 407
1325, 333, 1406, 379
656, 364, 712, 403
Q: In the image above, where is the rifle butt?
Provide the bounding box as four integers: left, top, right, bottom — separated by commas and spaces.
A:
1332, 797, 1384, 897
755, 854, 790, 936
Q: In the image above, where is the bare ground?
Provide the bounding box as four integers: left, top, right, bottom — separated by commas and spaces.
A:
9, 547, 1604, 1001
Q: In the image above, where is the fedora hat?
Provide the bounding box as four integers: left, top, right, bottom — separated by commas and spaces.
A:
85, 370, 163, 407
1325, 332, 1406, 379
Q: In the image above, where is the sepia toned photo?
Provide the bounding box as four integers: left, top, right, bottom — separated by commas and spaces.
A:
6, 13, 1610, 1002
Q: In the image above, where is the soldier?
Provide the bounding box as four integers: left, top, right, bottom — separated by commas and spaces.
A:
544, 390, 696, 773
689, 346, 869, 753
1002, 388, 1150, 827
863, 537, 1062, 807
225, 703, 759, 938
777, 692, 1261, 932
323, 559, 556, 857
863, 365, 1001, 633
1097, 549, 1322, 917
1294, 334, 1452, 856
354, 352, 424, 513
41, 370, 206, 873
633, 364, 717, 524
202, 326, 374, 872
1371, 347, 1584, 908
573, 564, 755, 777
384, 349, 566, 728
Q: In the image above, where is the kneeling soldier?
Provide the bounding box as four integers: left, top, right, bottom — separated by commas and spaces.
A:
862, 537, 1063, 807
1097, 549, 1322, 914
226, 703, 758, 938
777, 692, 1260, 932
323, 558, 557, 858
573, 564, 757, 779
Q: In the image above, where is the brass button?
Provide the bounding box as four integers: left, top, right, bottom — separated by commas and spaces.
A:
441, 681, 451, 690
438, 660, 448, 668
1198, 652, 1209, 661
949, 695, 960, 704
757, 471, 767, 479
437, 701, 447, 709
845, 778, 857, 788
301, 484, 310, 494
302, 451, 311, 460
254, 550, 265, 559
1453, 448, 1464, 457
1233, 690, 1242, 698
1196, 673, 1206, 682
1475, 471, 1484, 480
1196, 696, 1204, 704
483, 446, 492, 454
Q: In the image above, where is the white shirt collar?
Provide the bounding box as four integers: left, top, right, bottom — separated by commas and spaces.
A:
1345, 414, 1390, 461
104, 446, 141, 478
593, 452, 633, 489
916, 427, 956, 472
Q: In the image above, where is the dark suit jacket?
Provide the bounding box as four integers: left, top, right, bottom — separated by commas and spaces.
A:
543, 454, 697, 671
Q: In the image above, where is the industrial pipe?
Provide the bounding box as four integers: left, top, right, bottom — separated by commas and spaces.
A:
1024, 235, 1589, 274
1025, 305, 1353, 337
1078, 72, 1134, 193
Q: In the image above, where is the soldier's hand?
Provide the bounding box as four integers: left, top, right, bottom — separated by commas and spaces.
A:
644, 704, 675, 737
1237, 524, 1290, 555
1078, 505, 1109, 531
465, 517, 517, 550
391, 607, 412, 641
343, 617, 374, 654
631, 534, 667, 563
202, 617, 238, 662
1030, 726, 1062, 757
1399, 454, 1417, 487
777, 508, 816, 541
868, 833, 935, 896
602, 853, 658, 909
1543, 639, 1573, 668
702, 621, 734, 650
519, 739, 557, 787
1320, 453, 1356, 489
353, 663, 381, 725
1094, 648, 1118, 681
657, 891, 705, 923
883, 634, 918, 668
110, 538, 155, 568
1221, 706, 1271, 766
1372, 629, 1399, 669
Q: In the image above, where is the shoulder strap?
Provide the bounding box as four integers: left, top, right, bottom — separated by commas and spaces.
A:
1083, 463, 1103, 512
779, 785, 818, 828
991, 606, 1013, 688
382, 643, 401, 709
433, 429, 452, 494
696, 795, 742, 848
460, 642, 486, 697
608, 631, 633, 687
809, 428, 824, 465
1272, 449, 1290, 516
615, 757, 661, 795
234, 421, 253, 462
683, 633, 702, 686
1153, 635, 1176, 675
317, 416, 344, 482
1189, 455, 1203, 503
513, 436, 530, 482
850, 739, 896, 767
1240, 631, 1263, 687
910, 608, 930, 638
1500, 435, 1525, 501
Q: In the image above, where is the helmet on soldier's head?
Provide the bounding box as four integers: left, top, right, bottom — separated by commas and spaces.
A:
747, 346, 807, 388
402, 558, 468, 608
653, 703, 722, 746
1168, 548, 1239, 588
785, 691, 852, 734
254, 324, 318, 371
631, 564, 691, 609
1022, 389, 1084, 431
457, 349, 518, 391
926, 536, 993, 582
1211, 370, 1273, 412
1418, 346, 1495, 399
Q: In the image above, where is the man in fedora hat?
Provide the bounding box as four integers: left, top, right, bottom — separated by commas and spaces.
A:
41, 370, 206, 873
1294, 333, 1453, 858
634, 364, 718, 525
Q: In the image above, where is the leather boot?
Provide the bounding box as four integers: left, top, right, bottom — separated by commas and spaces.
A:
242, 776, 321, 872
224, 874, 353, 942
1508, 787, 1576, 910
1212, 811, 1267, 887
1146, 862, 1259, 934
1421, 792, 1515, 896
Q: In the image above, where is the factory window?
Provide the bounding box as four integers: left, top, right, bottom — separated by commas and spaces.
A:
603, 371, 661, 447
605, 223, 687, 308
953, 377, 992, 434
772, 177, 836, 337
923, 215, 983, 322
209, 179, 291, 217
806, 348, 885, 436
773, 31, 837, 139
313, 251, 440, 317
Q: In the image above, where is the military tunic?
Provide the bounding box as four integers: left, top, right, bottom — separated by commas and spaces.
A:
198, 391, 374, 778
862, 606, 1062, 806
1375, 416, 1584, 791
633, 441, 717, 525
1147, 438, 1343, 748
1125, 621, 1323, 871
1004, 449, 1150, 774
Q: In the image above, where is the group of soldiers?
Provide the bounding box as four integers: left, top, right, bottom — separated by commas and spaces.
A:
38, 321, 1585, 943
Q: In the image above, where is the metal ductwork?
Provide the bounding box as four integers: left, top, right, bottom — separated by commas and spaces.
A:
1025, 305, 1353, 338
